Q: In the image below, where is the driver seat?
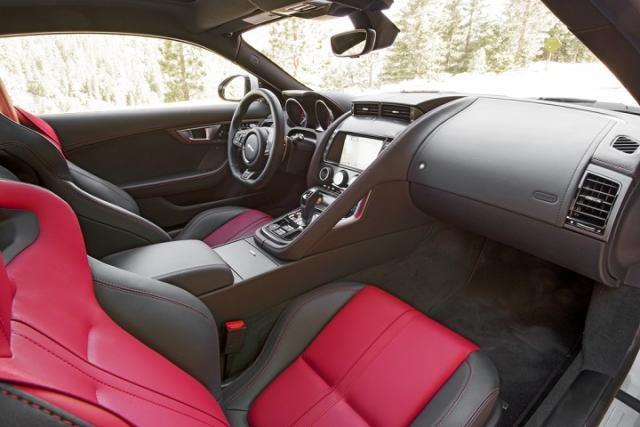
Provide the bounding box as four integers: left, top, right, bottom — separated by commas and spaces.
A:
0, 78, 272, 256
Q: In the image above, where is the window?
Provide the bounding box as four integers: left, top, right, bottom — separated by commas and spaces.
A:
0, 34, 246, 114
243, 0, 636, 106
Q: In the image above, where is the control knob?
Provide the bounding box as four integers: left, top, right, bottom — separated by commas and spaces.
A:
318, 166, 333, 183
332, 169, 350, 188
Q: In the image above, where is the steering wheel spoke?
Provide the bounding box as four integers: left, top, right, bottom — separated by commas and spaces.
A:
227, 89, 284, 190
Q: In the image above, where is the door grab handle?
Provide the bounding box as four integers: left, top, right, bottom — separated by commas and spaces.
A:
176, 125, 223, 143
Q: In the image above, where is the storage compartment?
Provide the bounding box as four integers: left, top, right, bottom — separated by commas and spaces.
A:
102, 240, 233, 295
214, 239, 280, 280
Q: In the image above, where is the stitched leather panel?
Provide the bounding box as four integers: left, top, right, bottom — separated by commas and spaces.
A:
248, 286, 481, 427
0, 181, 228, 427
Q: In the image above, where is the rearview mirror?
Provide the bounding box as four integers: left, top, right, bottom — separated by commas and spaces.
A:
331, 29, 377, 58
218, 75, 258, 102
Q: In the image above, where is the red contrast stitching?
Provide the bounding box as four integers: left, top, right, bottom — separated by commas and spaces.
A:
0, 388, 80, 427
13, 332, 228, 427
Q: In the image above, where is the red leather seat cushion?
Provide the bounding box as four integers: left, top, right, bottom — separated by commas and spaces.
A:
248, 286, 478, 427
203, 209, 272, 247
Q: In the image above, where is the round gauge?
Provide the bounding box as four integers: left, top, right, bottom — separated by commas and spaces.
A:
285, 98, 307, 128
315, 100, 334, 131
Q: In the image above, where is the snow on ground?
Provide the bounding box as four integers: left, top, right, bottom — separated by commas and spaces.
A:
375, 61, 637, 106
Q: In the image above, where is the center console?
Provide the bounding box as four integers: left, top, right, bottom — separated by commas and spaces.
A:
261, 130, 393, 244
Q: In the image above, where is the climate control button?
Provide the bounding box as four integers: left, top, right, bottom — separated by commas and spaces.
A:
332, 170, 350, 188
319, 166, 333, 183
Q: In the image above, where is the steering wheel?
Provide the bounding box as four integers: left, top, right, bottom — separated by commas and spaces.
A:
228, 89, 286, 190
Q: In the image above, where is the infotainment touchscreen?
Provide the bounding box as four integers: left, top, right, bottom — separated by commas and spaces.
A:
326, 133, 385, 170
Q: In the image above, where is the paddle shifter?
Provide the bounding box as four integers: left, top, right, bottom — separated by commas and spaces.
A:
300, 188, 323, 226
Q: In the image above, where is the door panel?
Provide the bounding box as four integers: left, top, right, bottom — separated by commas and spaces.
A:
43, 103, 292, 230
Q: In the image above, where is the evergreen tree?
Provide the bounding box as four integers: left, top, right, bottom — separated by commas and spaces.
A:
264, 18, 311, 79
379, 0, 435, 83
439, 0, 465, 72
500, 0, 554, 68
159, 40, 205, 102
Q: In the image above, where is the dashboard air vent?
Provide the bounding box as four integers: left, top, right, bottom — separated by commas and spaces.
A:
612, 135, 639, 154
566, 173, 620, 235
381, 104, 412, 122
352, 103, 380, 117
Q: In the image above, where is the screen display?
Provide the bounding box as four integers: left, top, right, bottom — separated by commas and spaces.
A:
338, 134, 384, 170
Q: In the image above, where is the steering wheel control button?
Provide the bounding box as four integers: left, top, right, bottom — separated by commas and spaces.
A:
333, 170, 350, 188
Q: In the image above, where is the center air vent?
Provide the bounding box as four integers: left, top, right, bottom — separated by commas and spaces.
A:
352, 103, 380, 117
612, 135, 639, 154
381, 104, 412, 122
566, 173, 620, 235
352, 102, 421, 122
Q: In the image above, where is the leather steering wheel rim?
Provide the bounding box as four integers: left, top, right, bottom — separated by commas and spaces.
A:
227, 88, 285, 190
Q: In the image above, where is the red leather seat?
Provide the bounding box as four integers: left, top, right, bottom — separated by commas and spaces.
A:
0, 180, 500, 426
0, 79, 272, 254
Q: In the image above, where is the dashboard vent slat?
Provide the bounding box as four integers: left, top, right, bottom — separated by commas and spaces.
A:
381, 104, 412, 122
566, 172, 620, 235
612, 135, 639, 154
352, 103, 380, 117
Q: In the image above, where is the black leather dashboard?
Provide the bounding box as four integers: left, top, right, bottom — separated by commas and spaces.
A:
259, 92, 640, 289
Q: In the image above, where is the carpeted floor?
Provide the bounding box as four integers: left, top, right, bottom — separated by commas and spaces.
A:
345, 224, 594, 426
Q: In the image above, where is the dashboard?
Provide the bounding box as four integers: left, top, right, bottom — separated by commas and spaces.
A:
263, 90, 640, 291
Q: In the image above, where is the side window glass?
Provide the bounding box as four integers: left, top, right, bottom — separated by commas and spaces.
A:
0, 35, 247, 114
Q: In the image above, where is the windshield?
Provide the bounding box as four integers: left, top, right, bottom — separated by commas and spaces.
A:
243, 0, 637, 106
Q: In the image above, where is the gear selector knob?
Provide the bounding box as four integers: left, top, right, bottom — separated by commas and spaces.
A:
300, 188, 323, 226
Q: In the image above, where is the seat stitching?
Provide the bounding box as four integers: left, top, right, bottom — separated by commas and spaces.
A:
0, 388, 79, 426
463, 388, 499, 427
224, 286, 363, 405
434, 359, 474, 427
94, 280, 214, 326
12, 331, 228, 426
289, 309, 417, 427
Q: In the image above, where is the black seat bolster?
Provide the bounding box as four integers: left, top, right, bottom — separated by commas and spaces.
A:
68, 161, 140, 215
89, 257, 223, 400
222, 282, 365, 417
411, 351, 501, 427
0, 382, 92, 427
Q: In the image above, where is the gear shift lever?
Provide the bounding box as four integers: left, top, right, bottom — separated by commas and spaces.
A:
300, 188, 323, 226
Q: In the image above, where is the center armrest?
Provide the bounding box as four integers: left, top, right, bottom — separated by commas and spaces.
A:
102, 240, 233, 295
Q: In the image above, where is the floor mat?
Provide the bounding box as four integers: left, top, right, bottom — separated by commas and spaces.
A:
345, 224, 593, 425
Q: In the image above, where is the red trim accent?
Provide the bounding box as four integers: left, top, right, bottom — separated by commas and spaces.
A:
203, 209, 272, 247
0, 181, 229, 426
225, 320, 246, 331
15, 107, 64, 156
248, 286, 478, 427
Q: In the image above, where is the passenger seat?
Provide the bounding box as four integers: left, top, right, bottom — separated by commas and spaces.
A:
0, 179, 500, 426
